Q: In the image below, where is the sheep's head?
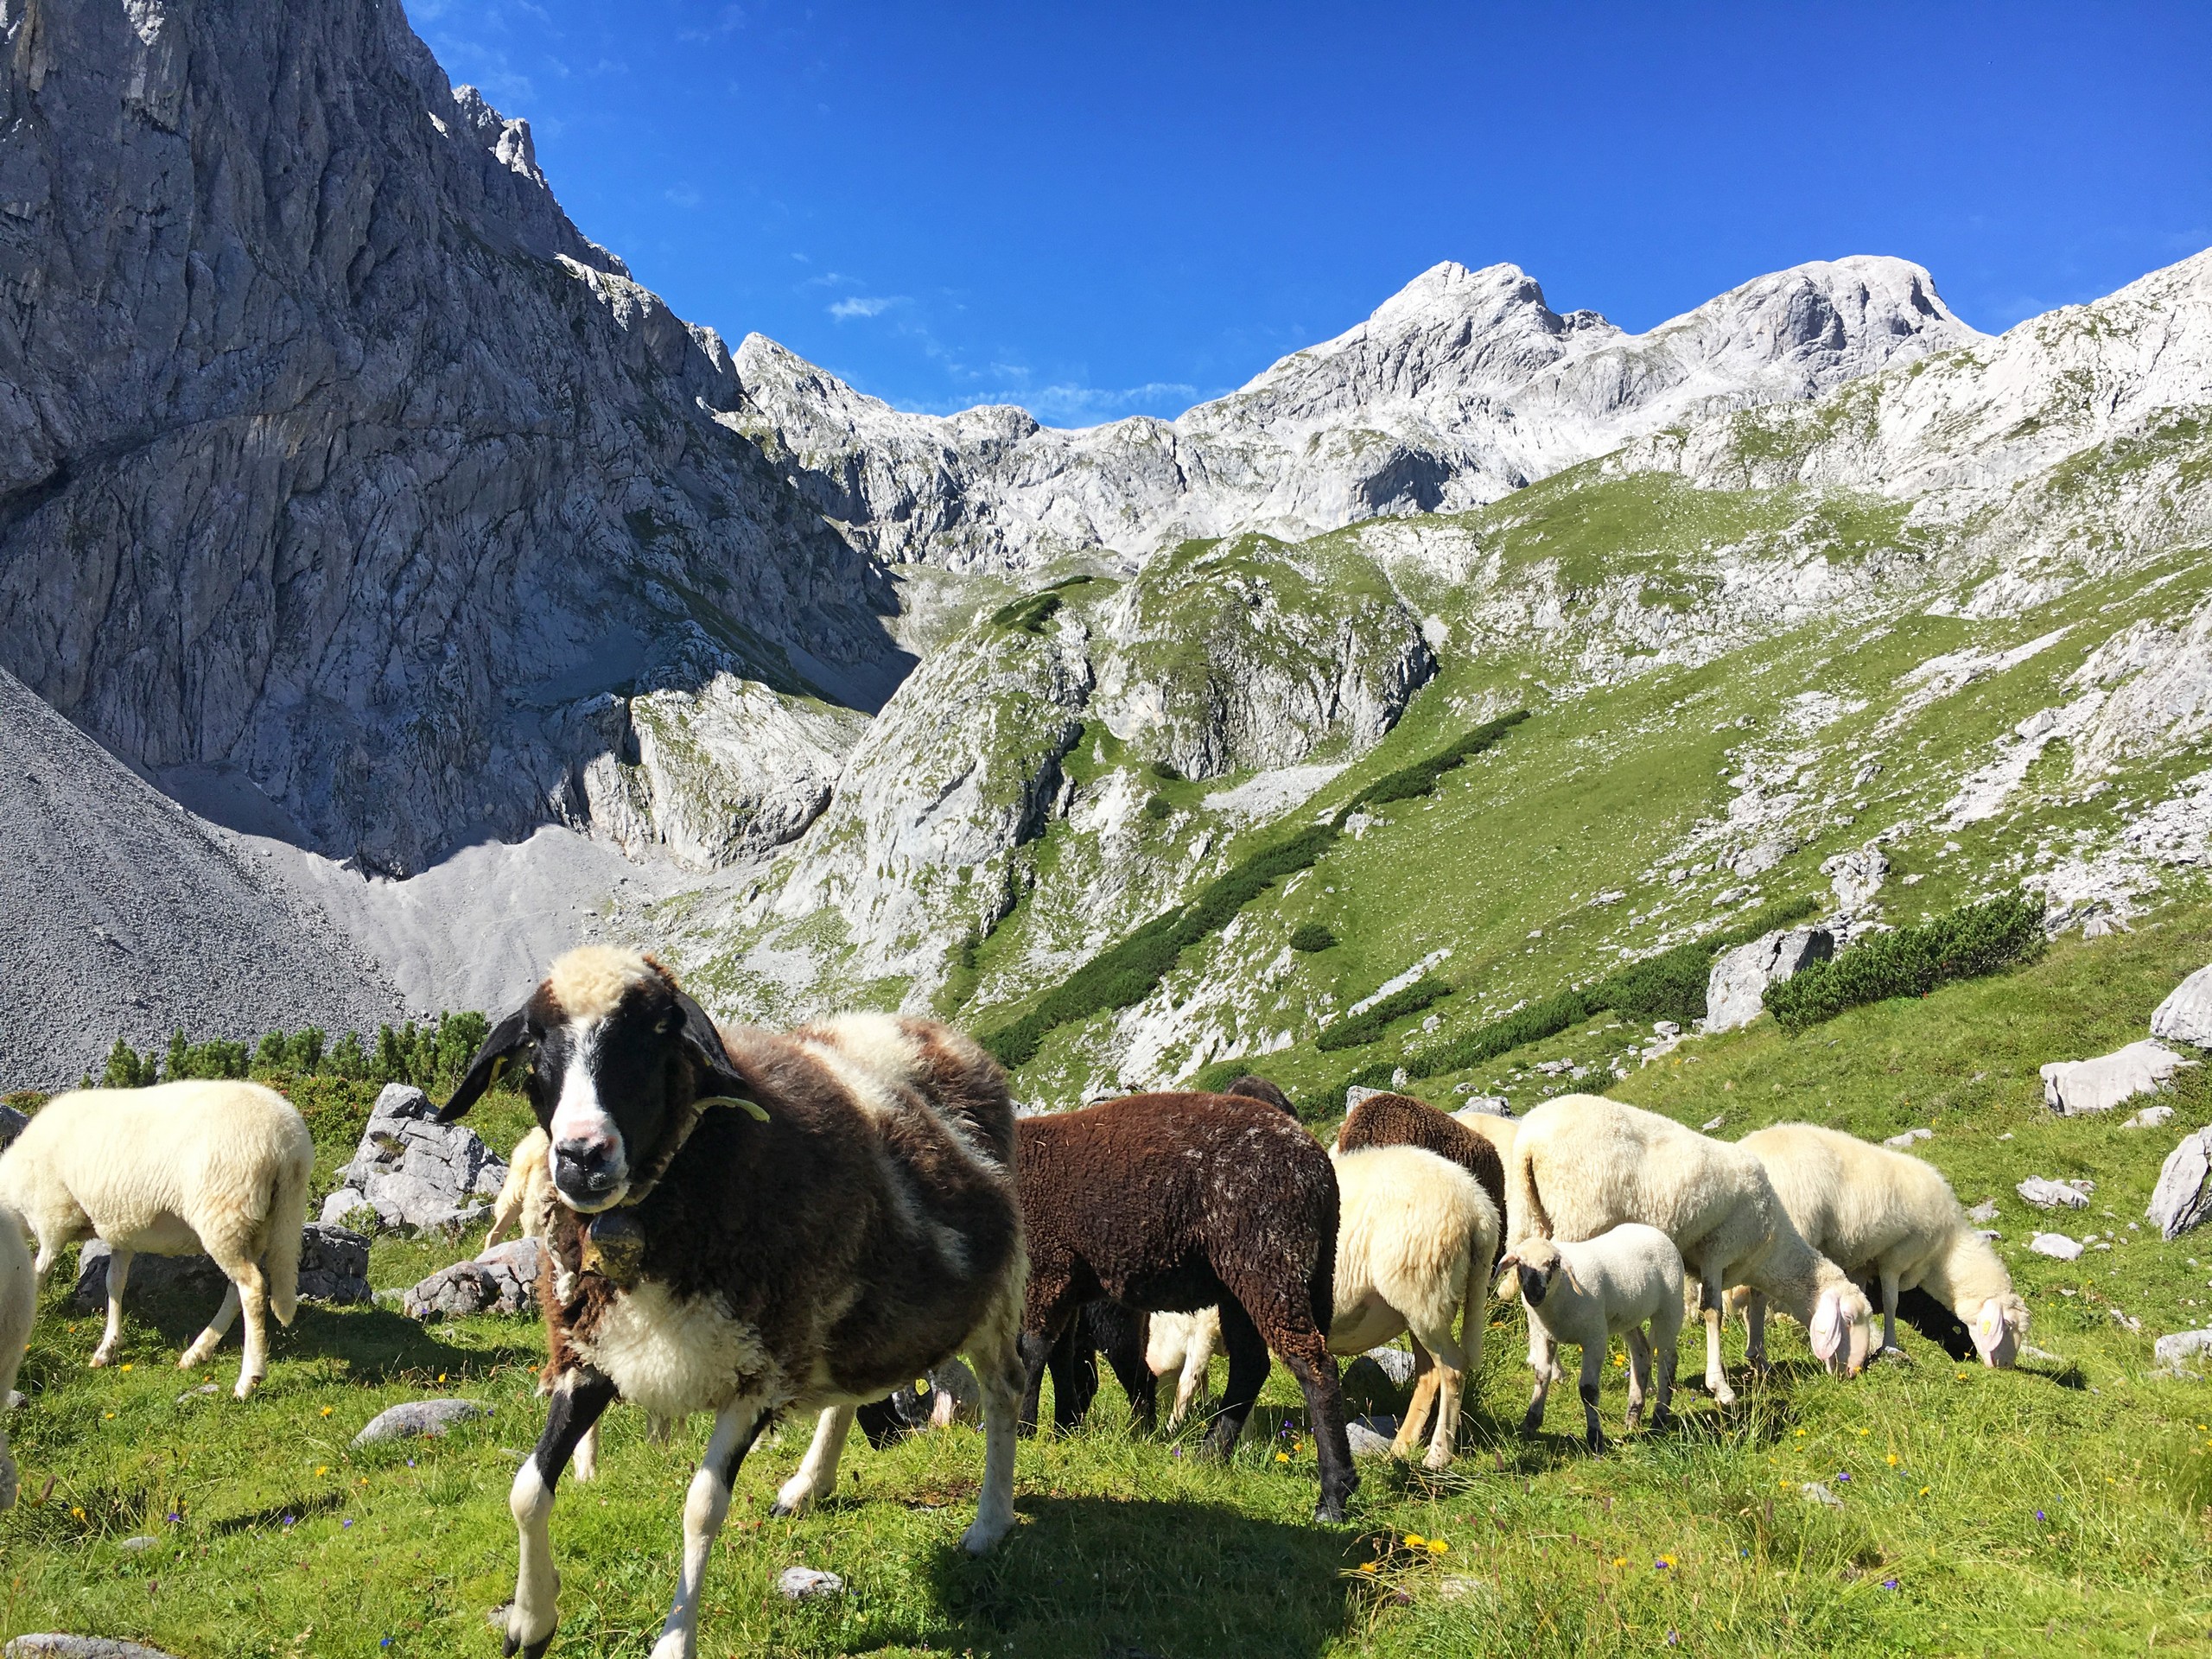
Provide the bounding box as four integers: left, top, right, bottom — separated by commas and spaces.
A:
1497, 1238, 1564, 1307
1807, 1280, 1876, 1377
1968, 1293, 2029, 1369
439, 946, 751, 1215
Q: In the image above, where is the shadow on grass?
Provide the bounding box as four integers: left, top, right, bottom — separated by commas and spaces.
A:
924, 1494, 1357, 1659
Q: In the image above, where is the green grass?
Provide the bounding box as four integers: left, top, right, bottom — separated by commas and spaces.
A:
10, 918, 2212, 1655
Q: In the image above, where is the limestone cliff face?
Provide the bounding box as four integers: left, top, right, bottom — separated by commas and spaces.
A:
0, 0, 899, 875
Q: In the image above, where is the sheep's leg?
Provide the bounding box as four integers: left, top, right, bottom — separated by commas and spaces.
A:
1016, 1273, 1079, 1436
1220, 1268, 1357, 1524
1700, 1272, 1736, 1408
1096, 1304, 1158, 1433
648, 1400, 766, 1659
1519, 1331, 1555, 1438
505, 1370, 616, 1657
90, 1248, 132, 1367
1399, 1333, 1441, 1452
178, 1284, 242, 1370
1169, 1345, 1208, 1430
1878, 1272, 1903, 1356
226, 1260, 270, 1401
1742, 1290, 1770, 1374
571, 1422, 601, 1484
1652, 1314, 1679, 1430
961, 1281, 1027, 1555
1045, 1312, 1101, 1433
1203, 1296, 1271, 1464
1577, 1344, 1605, 1453
1405, 1320, 1469, 1472
772, 1406, 855, 1516
1623, 1326, 1652, 1433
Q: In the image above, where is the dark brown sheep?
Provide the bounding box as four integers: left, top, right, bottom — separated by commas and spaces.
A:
1016, 1090, 1357, 1522
1224, 1074, 1296, 1115
1335, 1091, 1505, 1224
1031, 1299, 1156, 1433
440, 945, 1027, 1659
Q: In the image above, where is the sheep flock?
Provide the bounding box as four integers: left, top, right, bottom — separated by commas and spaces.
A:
0, 940, 2132, 1659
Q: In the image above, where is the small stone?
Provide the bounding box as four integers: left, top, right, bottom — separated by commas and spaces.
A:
174, 1382, 220, 1403
2124, 1104, 2177, 1129
2019, 1344, 2065, 1363
6, 1641, 184, 1658
778, 1567, 844, 1601
2030, 1233, 2084, 1260
1359, 1345, 1418, 1388
1800, 1481, 1845, 1509
352, 1399, 486, 1446
2153, 1329, 2212, 1376
1702, 1116, 1726, 1132
1966, 1199, 1999, 1223
2017, 1177, 2094, 1211
1884, 1128, 1934, 1148
116, 1536, 157, 1553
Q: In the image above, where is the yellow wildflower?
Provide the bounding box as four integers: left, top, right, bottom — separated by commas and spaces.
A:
320, 1407, 333, 1418
1427, 1538, 1450, 1554
118, 1363, 131, 1373
1274, 1452, 1289, 1464
1886, 1453, 1899, 1466
315, 1466, 327, 1477
1357, 1561, 1378, 1573
1403, 1533, 1426, 1548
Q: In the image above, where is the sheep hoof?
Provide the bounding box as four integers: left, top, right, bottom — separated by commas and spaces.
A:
87, 1351, 113, 1370
1421, 1448, 1453, 1472
499, 1605, 554, 1659
232, 1374, 262, 1402
1651, 1410, 1675, 1432
959, 1517, 1011, 1556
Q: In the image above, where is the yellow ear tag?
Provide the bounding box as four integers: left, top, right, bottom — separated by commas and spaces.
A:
697, 1094, 769, 1122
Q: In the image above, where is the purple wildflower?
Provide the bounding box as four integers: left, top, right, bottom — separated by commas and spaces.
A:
1881, 1578, 1899, 1591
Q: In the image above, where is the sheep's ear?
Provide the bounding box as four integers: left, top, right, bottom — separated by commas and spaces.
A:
672, 993, 766, 1121
439, 1007, 533, 1123
1808, 1292, 1844, 1368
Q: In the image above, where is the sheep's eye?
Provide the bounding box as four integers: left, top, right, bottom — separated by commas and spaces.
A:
654, 1011, 679, 1034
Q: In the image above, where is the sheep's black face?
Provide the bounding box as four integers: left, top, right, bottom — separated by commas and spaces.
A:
1516, 1262, 1554, 1307
536, 976, 692, 1215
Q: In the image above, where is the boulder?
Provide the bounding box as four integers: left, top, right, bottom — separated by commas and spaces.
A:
72, 1224, 371, 1315
2151, 965, 2212, 1048
2029, 1233, 2084, 1260
2154, 1328, 2212, 1376
0, 1104, 29, 1149
1344, 1085, 1389, 1114
1706, 925, 1836, 1033
1452, 1093, 1513, 1116
352, 1399, 486, 1446
1360, 1345, 1419, 1388
1346, 1416, 1400, 1457
2147, 1126, 2212, 1240
6, 1641, 183, 1659
403, 1237, 545, 1321
2040, 1040, 2194, 1115
321, 1084, 506, 1235
1821, 845, 1889, 911
2016, 1176, 2094, 1210
1966, 1199, 1999, 1223
2125, 1104, 2177, 1129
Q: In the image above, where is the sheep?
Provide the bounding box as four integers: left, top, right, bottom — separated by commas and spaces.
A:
1496, 1224, 1683, 1450
1014, 1090, 1357, 1522
438, 945, 1027, 1659
1327, 1143, 1498, 1468
0, 1205, 32, 1509
1135, 1145, 1500, 1468
1146, 1307, 1221, 1429
1736, 1122, 2028, 1368
1028, 1298, 1157, 1433
1508, 1094, 1874, 1406
0, 1082, 314, 1400
486, 1125, 551, 1249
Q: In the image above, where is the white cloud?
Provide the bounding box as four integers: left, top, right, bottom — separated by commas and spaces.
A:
678, 5, 746, 41
664, 184, 702, 209
829, 296, 902, 321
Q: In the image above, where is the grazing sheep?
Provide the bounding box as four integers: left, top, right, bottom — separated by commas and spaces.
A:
1145, 1307, 1222, 1429
1338, 1092, 1506, 1224
1497, 1224, 1683, 1450
1028, 1298, 1157, 1433
1141, 1145, 1500, 1468
0, 1083, 313, 1399
1737, 1123, 2028, 1368
439, 946, 1027, 1659
1508, 1095, 1874, 1405
1328, 1144, 1498, 1469
0, 1206, 32, 1508
486, 1126, 552, 1249
1015, 1090, 1357, 1522
855, 1358, 984, 1447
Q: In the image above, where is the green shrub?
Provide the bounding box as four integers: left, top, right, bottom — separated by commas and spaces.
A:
1144, 795, 1175, 820
100, 1038, 157, 1089
1334, 710, 1529, 823
1316, 977, 1453, 1052
1401, 989, 1594, 1081
1288, 923, 1338, 953
1148, 760, 1184, 783
988, 591, 1064, 633
1765, 893, 2045, 1034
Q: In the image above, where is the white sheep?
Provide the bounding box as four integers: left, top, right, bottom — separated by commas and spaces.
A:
1508, 1094, 1874, 1405
0, 1082, 314, 1399
1452, 1108, 1520, 1300
1737, 1122, 2028, 1367
1145, 1308, 1220, 1430
0, 1205, 33, 1508
484, 1124, 551, 1249
1145, 1144, 1498, 1468
1496, 1224, 1683, 1449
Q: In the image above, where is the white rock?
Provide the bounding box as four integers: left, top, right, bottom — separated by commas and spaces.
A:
1705, 925, 1836, 1033
1966, 1199, 1999, 1223
2147, 1127, 2212, 1240
2152, 965, 2212, 1048
352, 1399, 487, 1446
2030, 1233, 2085, 1260
1452, 1096, 1514, 1118
778, 1567, 845, 1601
1884, 1128, 1934, 1148
1800, 1481, 1845, 1509
2125, 1105, 2177, 1128
1702, 1115, 1727, 1132
2017, 1177, 2094, 1210
2040, 1040, 2194, 1115
2154, 1328, 2212, 1376
1346, 1418, 1399, 1458
1821, 846, 1890, 910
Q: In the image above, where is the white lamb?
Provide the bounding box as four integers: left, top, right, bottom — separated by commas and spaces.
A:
1508, 1094, 1874, 1405
484, 1125, 551, 1249
1497, 1224, 1683, 1450
1145, 1308, 1220, 1430
1135, 1144, 1497, 1468
0, 1083, 314, 1399
0, 1205, 33, 1507
1737, 1122, 2028, 1368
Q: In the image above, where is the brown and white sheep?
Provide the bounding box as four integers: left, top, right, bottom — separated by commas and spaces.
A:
0, 1082, 313, 1399
439, 946, 1027, 1659
1508, 1095, 1875, 1405
1014, 1090, 1358, 1522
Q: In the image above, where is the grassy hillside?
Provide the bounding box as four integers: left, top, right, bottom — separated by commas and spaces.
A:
6, 917, 2212, 1656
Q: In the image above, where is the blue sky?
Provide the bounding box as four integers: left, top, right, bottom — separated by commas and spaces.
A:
412, 1, 2212, 426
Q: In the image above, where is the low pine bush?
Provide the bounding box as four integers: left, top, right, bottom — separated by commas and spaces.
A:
1288, 923, 1338, 952
1765, 892, 2044, 1034
1316, 977, 1453, 1052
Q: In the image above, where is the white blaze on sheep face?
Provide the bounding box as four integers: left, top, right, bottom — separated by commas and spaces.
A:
548, 1020, 632, 1212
